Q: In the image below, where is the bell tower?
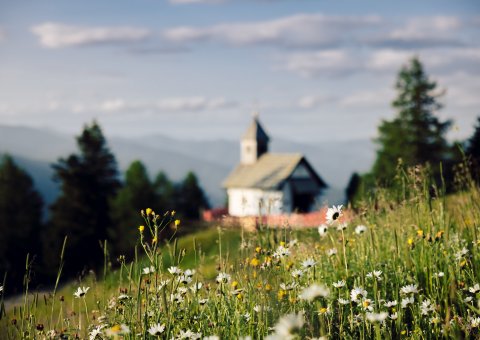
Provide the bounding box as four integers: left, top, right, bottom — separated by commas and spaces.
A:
240, 114, 270, 165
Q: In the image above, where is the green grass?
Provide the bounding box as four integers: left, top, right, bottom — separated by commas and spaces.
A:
1, 168, 480, 339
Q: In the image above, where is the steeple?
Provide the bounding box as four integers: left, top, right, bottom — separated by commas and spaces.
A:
240, 115, 270, 165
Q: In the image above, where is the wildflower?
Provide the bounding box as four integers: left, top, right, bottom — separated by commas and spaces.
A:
273, 312, 305, 338
157, 279, 170, 290
146, 208, 152, 215
469, 283, 480, 294
168, 266, 183, 276
291, 269, 304, 279
142, 266, 155, 275
299, 284, 330, 301
420, 299, 435, 315
148, 323, 166, 336
400, 284, 419, 295
177, 275, 192, 285
273, 245, 290, 258
389, 312, 398, 320
384, 300, 397, 308
199, 298, 209, 305
190, 282, 202, 293
73, 286, 90, 298
336, 222, 348, 231
350, 287, 367, 302
407, 238, 414, 247
301, 258, 316, 269
250, 258, 260, 267
433, 272, 444, 278
318, 224, 328, 237
152, 236, 158, 244
361, 298, 374, 311
333, 280, 346, 288
105, 324, 130, 336
174, 219, 181, 228
232, 288, 244, 296
216, 272, 231, 284
471, 317, 480, 328
289, 239, 298, 247
318, 306, 330, 315
138, 225, 145, 233
326, 205, 343, 225
243, 312, 251, 322
455, 247, 469, 261
326, 248, 337, 257
366, 312, 388, 323
177, 329, 202, 339
366, 270, 382, 281
355, 225, 367, 234
417, 229, 424, 238
464, 296, 473, 303
401, 296, 414, 308
338, 298, 350, 305
171, 293, 184, 304
280, 282, 297, 291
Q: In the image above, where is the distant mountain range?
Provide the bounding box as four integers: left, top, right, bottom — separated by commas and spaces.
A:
0, 124, 377, 212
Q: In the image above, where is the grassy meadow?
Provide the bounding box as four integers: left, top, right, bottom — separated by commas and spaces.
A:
1, 167, 480, 339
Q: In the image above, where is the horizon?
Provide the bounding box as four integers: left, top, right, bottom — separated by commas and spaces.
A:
0, 1, 479, 143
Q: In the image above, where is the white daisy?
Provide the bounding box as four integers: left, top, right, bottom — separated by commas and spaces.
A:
338, 298, 350, 305
355, 225, 368, 234
216, 272, 231, 284
190, 282, 203, 293
464, 296, 473, 303
401, 296, 415, 308
326, 205, 343, 225
384, 300, 397, 308
333, 280, 346, 288
433, 272, 444, 278
471, 317, 480, 328
350, 287, 367, 302
420, 299, 435, 315
469, 283, 480, 294
177, 275, 193, 285
366, 312, 388, 323
105, 324, 130, 336
318, 224, 328, 238
199, 298, 209, 305
361, 298, 374, 311
177, 329, 202, 339
273, 312, 305, 338
326, 248, 337, 257
299, 284, 330, 301
389, 312, 398, 320
455, 247, 469, 261
73, 286, 90, 298
291, 269, 304, 279
273, 245, 290, 258
366, 270, 382, 281
280, 282, 298, 291
168, 266, 183, 275
336, 222, 348, 231
142, 266, 155, 275
301, 258, 316, 269
184, 269, 196, 277
89, 325, 104, 340
400, 284, 419, 295
148, 323, 165, 336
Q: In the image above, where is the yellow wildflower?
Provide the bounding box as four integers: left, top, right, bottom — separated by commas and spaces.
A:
319, 307, 328, 314
237, 293, 243, 300
407, 238, 414, 246
278, 290, 287, 300
231, 281, 238, 289
138, 225, 145, 233
174, 219, 181, 228
255, 246, 262, 253
152, 236, 158, 244
146, 208, 152, 215
280, 241, 286, 247
265, 283, 272, 291
417, 229, 424, 238
250, 258, 260, 267
171, 210, 176, 216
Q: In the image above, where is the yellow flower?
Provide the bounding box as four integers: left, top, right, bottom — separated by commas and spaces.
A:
152, 236, 158, 244
265, 283, 272, 291
175, 219, 181, 228
407, 238, 414, 246
146, 208, 152, 215
231, 281, 238, 288
255, 246, 262, 253
138, 225, 145, 233
277, 290, 287, 300
280, 241, 286, 247
250, 258, 260, 267
417, 229, 424, 238
236, 293, 243, 300
319, 307, 328, 314
171, 210, 176, 216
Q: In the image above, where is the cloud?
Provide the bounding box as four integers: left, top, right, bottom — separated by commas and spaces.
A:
163, 13, 382, 48
99, 96, 237, 113
340, 89, 394, 108
31, 22, 150, 48
297, 94, 336, 109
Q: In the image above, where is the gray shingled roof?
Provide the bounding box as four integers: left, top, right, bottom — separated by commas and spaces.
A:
241, 118, 270, 142
223, 153, 315, 189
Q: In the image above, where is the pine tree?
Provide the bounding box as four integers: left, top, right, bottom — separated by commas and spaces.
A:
110, 160, 158, 257
372, 57, 452, 184
0, 155, 43, 292
154, 171, 175, 213
466, 116, 480, 183
45, 122, 120, 277
177, 172, 209, 220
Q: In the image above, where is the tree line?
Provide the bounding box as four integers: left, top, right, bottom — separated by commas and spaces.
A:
0, 123, 209, 293
346, 57, 480, 206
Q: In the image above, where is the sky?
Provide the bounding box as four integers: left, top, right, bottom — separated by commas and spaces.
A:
0, 0, 479, 143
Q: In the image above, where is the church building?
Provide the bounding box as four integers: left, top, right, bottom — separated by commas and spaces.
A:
222, 117, 327, 217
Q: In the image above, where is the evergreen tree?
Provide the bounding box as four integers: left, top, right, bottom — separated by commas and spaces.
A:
0, 155, 43, 292
110, 160, 158, 257
177, 172, 209, 220
466, 116, 480, 183
372, 57, 452, 184
45, 122, 120, 277
153, 171, 175, 213
345, 172, 361, 206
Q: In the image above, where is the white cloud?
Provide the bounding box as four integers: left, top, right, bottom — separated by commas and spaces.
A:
340, 89, 394, 108
163, 13, 382, 48
297, 94, 335, 109
390, 16, 461, 40
31, 22, 150, 48
99, 96, 236, 113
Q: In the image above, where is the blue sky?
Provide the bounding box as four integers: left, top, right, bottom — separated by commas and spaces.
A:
0, 0, 479, 142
